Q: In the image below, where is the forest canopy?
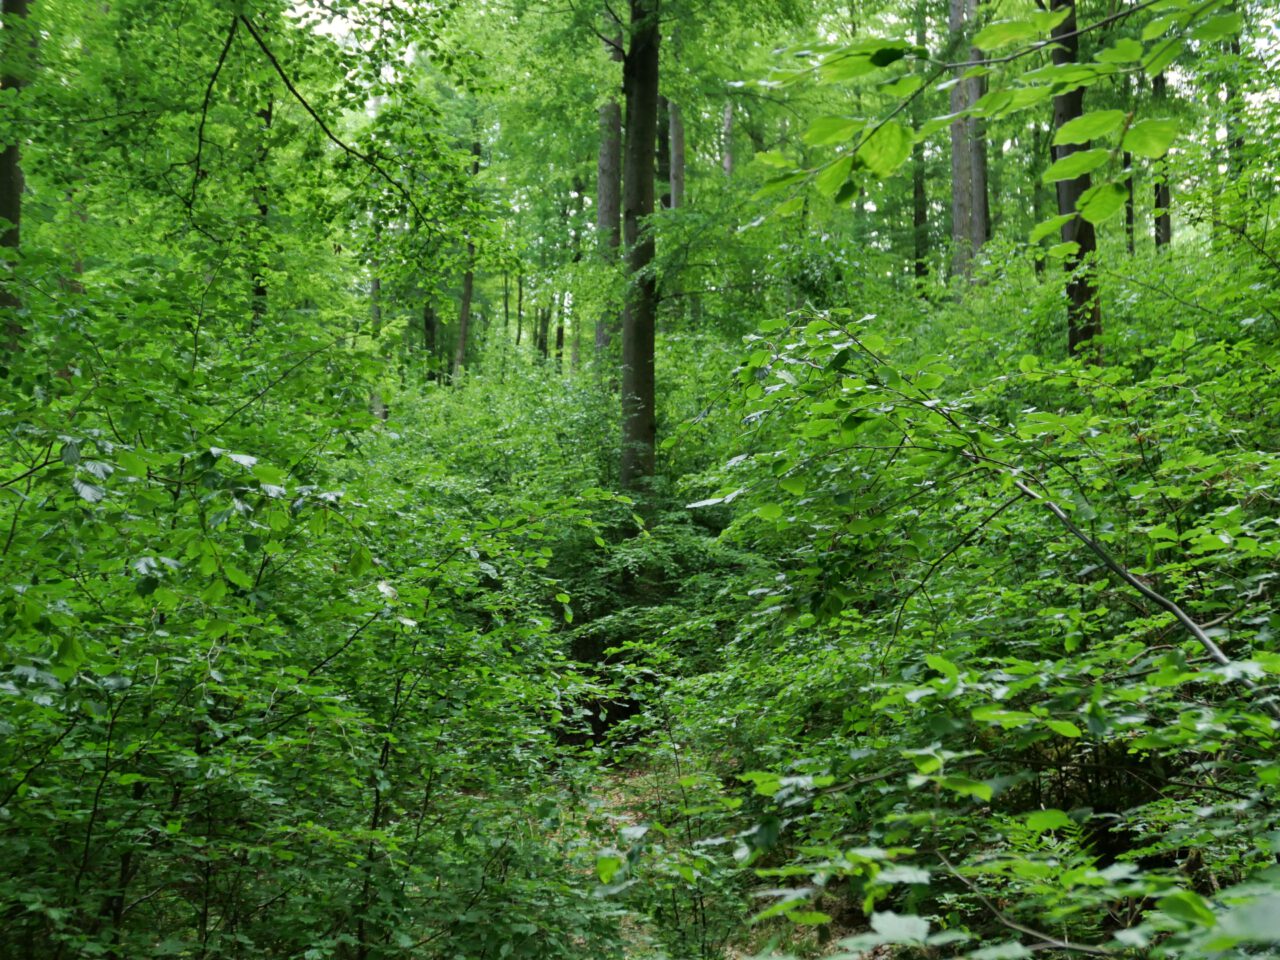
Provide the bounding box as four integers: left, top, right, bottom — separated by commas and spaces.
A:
2, 0, 1280, 957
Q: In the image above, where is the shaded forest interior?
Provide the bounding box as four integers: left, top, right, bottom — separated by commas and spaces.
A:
3, 1, 1280, 958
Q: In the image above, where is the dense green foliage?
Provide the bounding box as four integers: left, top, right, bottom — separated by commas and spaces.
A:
2, 0, 1280, 957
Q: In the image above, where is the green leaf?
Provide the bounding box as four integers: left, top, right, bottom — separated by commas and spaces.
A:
1078, 180, 1128, 224
73, 478, 106, 503
787, 910, 833, 925
224, 565, 253, 589
1043, 148, 1109, 182
1096, 38, 1145, 63
973, 10, 1068, 51
870, 910, 930, 942
974, 19, 1041, 51
1122, 119, 1178, 158
1158, 890, 1217, 927
1026, 809, 1073, 832
939, 775, 993, 801
815, 154, 854, 198
804, 116, 863, 146
1191, 11, 1242, 41
1052, 110, 1126, 146
596, 852, 624, 884
858, 120, 912, 177
1045, 719, 1082, 738
1030, 213, 1075, 243
756, 503, 784, 522
779, 476, 806, 496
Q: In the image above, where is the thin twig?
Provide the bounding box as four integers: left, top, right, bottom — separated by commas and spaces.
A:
188, 18, 239, 210
996, 467, 1280, 720
937, 851, 1115, 955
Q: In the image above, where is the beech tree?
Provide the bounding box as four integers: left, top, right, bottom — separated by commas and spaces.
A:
618, 0, 660, 490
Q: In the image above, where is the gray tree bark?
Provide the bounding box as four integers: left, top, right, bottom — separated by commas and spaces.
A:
1050, 0, 1101, 359
1153, 72, 1172, 249
669, 101, 685, 209
619, 0, 661, 490
948, 0, 989, 277
721, 102, 733, 176
2, 0, 31, 357
452, 140, 482, 379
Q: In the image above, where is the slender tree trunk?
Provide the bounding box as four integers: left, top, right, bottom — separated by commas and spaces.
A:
554, 296, 565, 370
251, 98, 273, 327
657, 95, 671, 209
721, 101, 733, 176
948, 0, 988, 278
515, 273, 524, 345
1152, 73, 1172, 249
423, 302, 438, 378
595, 96, 622, 351
1050, 0, 1101, 359
619, 0, 661, 490
911, 0, 928, 281
452, 140, 482, 380
502, 272, 509, 333
1, 0, 30, 359
669, 101, 685, 209
537, 303, 552, 359
369, 264, 387, 419
1123, 152, 1136, 256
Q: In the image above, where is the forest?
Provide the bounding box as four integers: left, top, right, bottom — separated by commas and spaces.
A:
2, 0, 1279, 956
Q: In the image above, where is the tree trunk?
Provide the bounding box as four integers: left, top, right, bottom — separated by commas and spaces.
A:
1152, 72, 1172, 250
721, 101, 733, 176
452, 140, 482, 379
619, 0, 661, 490
554, 296, 565, 370
1123, 152, 1136, 256
251, 98, 273, 327
948, 0, 988, 278
502, 271, 509, 333
595, 97, 622, 351
669, 101, 685, 209
537, 303, 553, 359
657, 95, 671, 209
911, 0, 928, 281
1, 0, 30, 358
516, 272, 524, 345
423, 302, 438, 378
1050, 0, 1101, 359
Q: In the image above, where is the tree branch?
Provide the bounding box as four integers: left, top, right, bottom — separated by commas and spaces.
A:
238, 14, 431, 226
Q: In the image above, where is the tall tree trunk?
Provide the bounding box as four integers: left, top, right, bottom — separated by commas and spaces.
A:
423, 302, 438, 379
1152, 73, 1172, 249
619, 0, 660, 490
669, 101, 685, 209
516, 273, 524, 345
595, 96, 622, 351
452, 140, 482, 380
721, 101, 733, 176
502, 271, 509, 334
251, 98, 273, 327
1123, 152, 1136, 256
537, 303, 552, 359
948, 0, 988, 278
369, 262, 386, 420
554, 296, 565, 370
1050, 0, 1101, 359
657, 95, 671, 209
1, 0, 30, 358
911, 0, 928, 281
